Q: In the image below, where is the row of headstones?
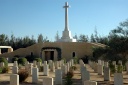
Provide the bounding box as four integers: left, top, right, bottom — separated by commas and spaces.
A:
79, 59, 97, 85
10, 59, 75, 85
88, 60, 123, 85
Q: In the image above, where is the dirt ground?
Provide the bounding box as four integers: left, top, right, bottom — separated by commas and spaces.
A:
0, 63, 128, 85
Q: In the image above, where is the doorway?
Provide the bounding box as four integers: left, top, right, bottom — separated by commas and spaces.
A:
45, 51, 54, 61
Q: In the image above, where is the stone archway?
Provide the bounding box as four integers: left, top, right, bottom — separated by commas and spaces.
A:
0, 46, 13, 54
41, 47, 61, 61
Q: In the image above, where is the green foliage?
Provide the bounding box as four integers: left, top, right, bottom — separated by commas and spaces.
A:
62, 58, 66, 63
2, 67, 10, 73
18, 58, 27, 66
70, 66, 77, 71
12, 57, 19, 63
109, 62, 116, 74
39, 66, 43, 72
34, 58, 42, 63
0, 67, 10, 73
18, 69, 29, 82
73, 56, 78, 64
65, 71, 74, 85
0, 57, 8, 67
0, 67, 2, 73
25, 55, 35, 62
117, 64, 123, 73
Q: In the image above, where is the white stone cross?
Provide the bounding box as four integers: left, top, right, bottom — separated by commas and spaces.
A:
63, 2, 70, 31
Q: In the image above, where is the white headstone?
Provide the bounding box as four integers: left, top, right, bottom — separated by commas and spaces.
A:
12, 66, 18, 74
43, 77, 53, 85
98, 65, 103, 75
114, 73, 123, 85
55, 69, 62, 85
10, 74, 19, 85
44, 64, 49, 76
104, 67, 111, 81
84, 80, 97, 85
32, 67, 38, 83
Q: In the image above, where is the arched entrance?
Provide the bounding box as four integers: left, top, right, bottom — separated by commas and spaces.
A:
41, 47, 61, 61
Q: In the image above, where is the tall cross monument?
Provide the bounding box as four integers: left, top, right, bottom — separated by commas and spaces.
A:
57, 2, 77, 42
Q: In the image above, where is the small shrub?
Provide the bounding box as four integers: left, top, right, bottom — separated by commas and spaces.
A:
70, 66, 77, 71
2, 67, 10, 73
73, 56, 78, 64
67, 71, 74, 78
65, 71, 73, 85
109, 62, 116, 74
117, 64, 123, 73
12, 57, 19, 63
18, 69, 29, 82
18, 58, 27, 66
34, 58, 42, 63
25, 55, 36, 62
0, 67, 2, 73
14, 55, 20, 58
39, 66, 43, 72
0, 57, 8, 67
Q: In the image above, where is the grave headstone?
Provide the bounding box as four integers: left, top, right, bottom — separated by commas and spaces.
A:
43, 77, 53, 85
32, 67, 38, 83
12, 66, 18, 74
10, 74, 19, 85
44, 64, 49, 76
84, 80, 97, 85
104, 67, 111, 81
98, 65, 103, 75
55, 69, 62, 85
114, 73, 123, 85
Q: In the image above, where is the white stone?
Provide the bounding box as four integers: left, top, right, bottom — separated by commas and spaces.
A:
44, 61, 47, 65
28, 64, 33, 75
44, 64, 49, 76
104, 67, 110, 81
14, 61, 18, 67
104, 62, 108, 67
61, 65, 67, 77
94, 63, 98, 72
98, 65, 103, 75
33, 60, 37, 67
10, 74, 19, 85
55, 61, 59, 69
55, 69, 62, 85
112, 61, 116, 65
32, 67, 38, 83
51, 62, 55, 72
101, 61, 104, 66
12, 66, 18, 74
82, 70, 90, 85
43, 77, 53, 85
84, 80, 97, 85
98, 60, 101, 65
114, 73, 123, 85
57, 2, 76, 42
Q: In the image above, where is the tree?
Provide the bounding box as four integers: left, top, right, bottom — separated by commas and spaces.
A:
73, 33, 78, 41
0, 34, 9, 45
90, 34, 96, 42
37, 34, 43, 43
55, 31, 60, 41
78, 34, 88, 42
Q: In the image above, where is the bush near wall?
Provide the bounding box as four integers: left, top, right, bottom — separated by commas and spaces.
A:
18, 58, 27, 66
0, 57, 8, 67
34, 58, 42, 63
